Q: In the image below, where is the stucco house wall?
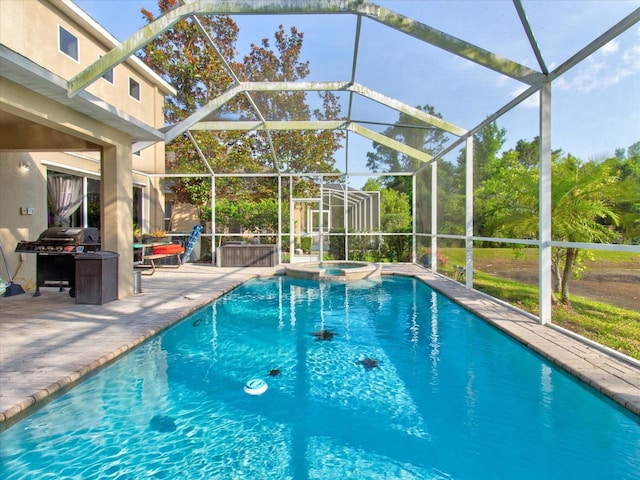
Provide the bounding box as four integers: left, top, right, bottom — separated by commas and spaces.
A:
0, 0, 175, 297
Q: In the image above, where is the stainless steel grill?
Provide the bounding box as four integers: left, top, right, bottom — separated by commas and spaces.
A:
16, 227, 100, 297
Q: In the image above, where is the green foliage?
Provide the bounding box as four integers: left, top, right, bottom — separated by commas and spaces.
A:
328, 229, 345, 259
366, 105, 448, 196
215, 198, 279, 238
470, 136, 636, 304
465, 120, 508, 186
381, 233, 412, 262
627, 141, 640, 159
376, 187, 413, 261
380, 189, 411, 231
300, 236, 312, 253
349, 234, 380, 261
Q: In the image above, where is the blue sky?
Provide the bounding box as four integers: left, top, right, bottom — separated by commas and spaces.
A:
76, 0, 640, 173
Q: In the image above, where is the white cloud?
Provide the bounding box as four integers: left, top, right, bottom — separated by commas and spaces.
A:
509, 85, 539, 109
554, 42, 640, 94
623, 45, 640, 70
601, 39, 619, 55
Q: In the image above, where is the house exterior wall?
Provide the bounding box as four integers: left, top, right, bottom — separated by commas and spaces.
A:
0, 0, 173, 298
0, 0, 164, 127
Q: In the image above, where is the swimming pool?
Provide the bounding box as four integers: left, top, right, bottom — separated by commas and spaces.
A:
0, 276, 638, 478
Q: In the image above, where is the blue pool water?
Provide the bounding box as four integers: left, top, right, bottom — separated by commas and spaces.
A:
322, 267, 344, 275
1, 276, 639, 479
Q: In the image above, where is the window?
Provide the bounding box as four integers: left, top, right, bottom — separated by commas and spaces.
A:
133, 186, 143, 229
99, 55, 114, 84
58, 26, 78, 61
47, 172, 99, 229
129, 77, 140, 101
102, 69, 114, 83
47, 172, 145, 233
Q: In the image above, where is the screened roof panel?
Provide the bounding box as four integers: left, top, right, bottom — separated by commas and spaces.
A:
231, 14, 357, 83
354, 18, 531, 132
375, 0, 541, 72
521, 0, 640, 69
72, 0, 640, 177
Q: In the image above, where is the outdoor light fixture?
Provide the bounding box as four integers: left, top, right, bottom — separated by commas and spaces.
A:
19, 161, 30, 172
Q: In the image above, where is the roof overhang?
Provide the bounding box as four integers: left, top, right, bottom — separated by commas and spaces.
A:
0, 45, 166, 145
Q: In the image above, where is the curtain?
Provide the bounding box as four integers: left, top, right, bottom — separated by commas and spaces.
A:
47, 175, 83, 227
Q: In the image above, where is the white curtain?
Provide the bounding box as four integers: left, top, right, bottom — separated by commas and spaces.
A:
47, 175, 83, 227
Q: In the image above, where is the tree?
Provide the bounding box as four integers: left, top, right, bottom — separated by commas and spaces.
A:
235, 24, 344, 180
628, 141, 640, 159
490, 152, 625, 304
454, 121, 507, 238
379, 188, 413, 261
360, 179, 413, 261
366, 105, 448, 196
140, 2, 343, 220
599, 155, 640, 243
468, 121, 507, 186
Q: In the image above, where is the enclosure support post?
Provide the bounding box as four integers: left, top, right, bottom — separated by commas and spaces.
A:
289, 177, 295, 262
344, 179, 349, 261
539, 82, 552, 324
431, 160, 438, 272
465, 136, 474, 289
412, 174, 417, 263
211, 176, 216, 263
319, 179, 324, 261
277, 175, 282, 265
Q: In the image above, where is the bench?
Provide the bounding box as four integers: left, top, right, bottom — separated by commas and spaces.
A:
139, 244, 184, 275
138, 253, 182, 275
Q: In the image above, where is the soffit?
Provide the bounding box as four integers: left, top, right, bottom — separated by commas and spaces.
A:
0, 45, 166, 145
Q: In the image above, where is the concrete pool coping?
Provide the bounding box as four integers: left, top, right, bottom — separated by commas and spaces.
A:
1, 263, 638, 429
285, 261, 381, 281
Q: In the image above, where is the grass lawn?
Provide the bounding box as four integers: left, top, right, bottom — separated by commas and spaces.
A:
438, 248, 640, 360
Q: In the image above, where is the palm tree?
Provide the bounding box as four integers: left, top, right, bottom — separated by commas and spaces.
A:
491, 153, 624, 305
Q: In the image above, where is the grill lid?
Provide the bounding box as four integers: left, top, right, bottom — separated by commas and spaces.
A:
37, 227, 99, 244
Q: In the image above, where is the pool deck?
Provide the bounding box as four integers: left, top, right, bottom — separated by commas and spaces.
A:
1, 263, 639, 429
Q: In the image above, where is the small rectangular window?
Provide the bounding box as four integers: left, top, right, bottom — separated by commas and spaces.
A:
99, 55, 114, 84
102, 69, 114, 83
129, 77, 140, 101
59, 26, 78, 61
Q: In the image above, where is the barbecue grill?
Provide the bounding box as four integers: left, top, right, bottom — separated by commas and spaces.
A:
16, 227, 100, 297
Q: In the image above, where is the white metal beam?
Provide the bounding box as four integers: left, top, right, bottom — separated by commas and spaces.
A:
191, 120, 346, 131
465, 136, 474, 289
539, 83, 552, 324
163, 84, 245, 142
347, 123, 433, 163
513, 0, 548, 74
348, 83, 467, 136
67, 1, 353, 96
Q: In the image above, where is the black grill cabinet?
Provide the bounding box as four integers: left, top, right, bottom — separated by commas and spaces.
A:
75, 251, 119, 305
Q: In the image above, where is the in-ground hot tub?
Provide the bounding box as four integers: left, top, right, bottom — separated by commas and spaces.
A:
285, 261, 381, 281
